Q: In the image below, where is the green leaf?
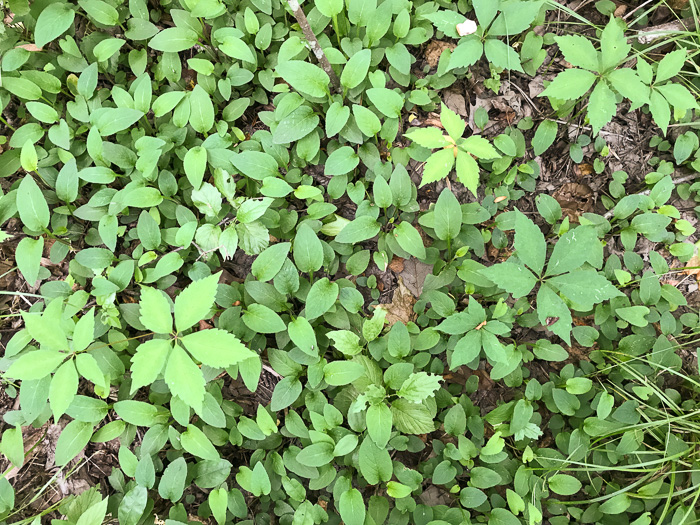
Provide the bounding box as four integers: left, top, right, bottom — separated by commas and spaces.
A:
79, 0, 119, 25
616, 306, 650, 327
366, 88, 404, 119
336, 216, 381, 243
588, 80, 617, 135
138, 287, 172, 334
455, 150, 480, 197
514, 210, 545, 275
118, 486, 147, 525
174, 273, 219, 333
358, 437, 393, 485
273, 105, 319, 144
232, 151, 279, 180
462, 135, 500, 159
404, 127, 451, 148
440, 103, 466, 141
353, 104, 381, 136
326, 101, 350, 137
288, 317, 318, 356
50, 360, 78, 420
297, 442, 334, 467
6, 350, 66, 380
433, 188, 462, 242
366, 404, 392, 448
113, 400, 158, 426
327, 330, 362, 356
252, 242, 291, 281
55, 420, 92, 466
339, 489, 366, 525
237, 197, 273, 224
236, 462, 271, 497
341, 49, 371, 90
158, 457, 187, 502
26, 102, 58, 124
218, 37, 254, 62
130, 339, 171, 393
391, 398, 435, 434
164, 344, 205, 410
656, 48, 686, 82
17, 175, 49, 231
76, 498, 109, 525
149, 27, 199, 52
184, 146, 207, 189
393, 221, 426, 259
35, 3, 75, 48
189, 85, 215, 133
548, 269, 624, 309
242, 303, 286, 333
600, 18, 630, 71
270, 376, 303, 411
546, 225, 601, 276
607, 68, 650, 105
387, 482, 412, 499
16, 237, 43, 284
397, 372, 442, 403
484, 38, 523, 72
420, 148, 455, 186
324, 360, 365, 385
448, 38, 483, 70
325, 146, 359, 176
181, 329, 256, 367
599, 493, 631, 515
532, 120, 558, 156
480, 262, 537, 298
293, 223, 324, 273
554, 35, 599, 71
1, 77, 41, 100
275, 61, 330, 98
93, 38, 125, 61
536, 284, 573, 345
535, 193, 562, 225
181, 424, 219, 460
540, 69, 596, 100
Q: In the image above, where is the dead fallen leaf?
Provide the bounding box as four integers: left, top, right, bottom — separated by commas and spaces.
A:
681, 254, 700, 279
443, 90, 467, 116
424, 40, 456, 68
15, 43, 42, 52
380, 277, 417, 327
389, 256, 405, 273
573, 163, 594, 178
397, 258, 433, 298
552, 183, 594, 223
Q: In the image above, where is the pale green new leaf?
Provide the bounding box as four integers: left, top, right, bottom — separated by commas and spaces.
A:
174, 272, 219, 333
139, 287, 172, 334
181, 329, 256, 368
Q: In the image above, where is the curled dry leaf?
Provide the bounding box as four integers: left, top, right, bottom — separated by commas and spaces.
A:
681, 254, 700, 280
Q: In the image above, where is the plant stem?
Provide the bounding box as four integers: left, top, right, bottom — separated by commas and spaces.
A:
286, 0, 341, 94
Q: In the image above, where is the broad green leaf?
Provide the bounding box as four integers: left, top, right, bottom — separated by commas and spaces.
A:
55, 420, 92, 466
353, 104, 381, 136
113, 400, 158, 426
50, 360, 78, 420
326, 102, 350, 137
539, 69, 596, 100
440, 103, 465, 141
130, 339, 171, 393
455, 150, 480, 197
324, 360, 364, 385
420, 148, 455, 186
325, 146, 359, 176
366, 404, 392, 448
35, 3, 75, 48
79, 0, 119, 25
189, 85, 215, 133
138, 287, 172, 334
600, 18, 630, 71
405, 127, 451, 148
433, 188, 462, 241
288, 317, 318, 356
305, 278, 339, 320
164, 345, 205, 410
149, 27, 199, 52
339, 489, 365, 525
93, 108, 144, 136
6, 350, 66, 380
616, 306, 650, 327
275, 61, 330, 98
532, 120, 558, 156
297, 442, 334, 467
656, 48, 686, 82
390, 398, 434, 434
236, 462, 271, 497
514, 210, 545, 275
480, 262, 537, 298
118, 486, 147, 525
242, 303, 286, 333
181, 329, 256, 367
17, 175, 49, 231
588, 80, 617, 135
273, 105, 320, 144
397, 372, 442, 403
341, 49, 371, 90
293, 223, 324, 273
448, 38, 483, 70
181, 424, 219, 460
393, 222, 426, 259
218, 37, 255, 62
158, 457, 187, 502
93, 38, 125, 61
252, 242, 291, 281
548, 270, 624, 309
554, 35, 599, 71
16, 237, 43, 284
462, 135, 500, 158
548, 474, 582, 496
546, 225, 601, 276
184, 146, 207, 189
536, 284, 573, 345
327, 330, 362, 356
358, 437, 392, 485
26, 102, 58, 124
336, 216, 381, 243
270, 377, 303, 411
366, 88, 404, 119
232, 151, 279, 180
174, 272, 219, 332
484, 38, 523, 72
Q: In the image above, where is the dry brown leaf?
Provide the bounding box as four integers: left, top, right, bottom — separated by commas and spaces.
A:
552, 183, 594, 223
681, 254, 700, 279
424, 40, 456, 68
15, 43, 42, 52
380, 277, 417, 327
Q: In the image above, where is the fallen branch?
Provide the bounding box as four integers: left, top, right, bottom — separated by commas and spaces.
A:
286, 0, 341, 94
635, 17, 696, 44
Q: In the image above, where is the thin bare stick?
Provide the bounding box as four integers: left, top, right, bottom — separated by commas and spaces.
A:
286, 0, 341, 94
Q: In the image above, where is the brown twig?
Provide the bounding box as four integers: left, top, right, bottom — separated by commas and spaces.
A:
286, 0, 341, 94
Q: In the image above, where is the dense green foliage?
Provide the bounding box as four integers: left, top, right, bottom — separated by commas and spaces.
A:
1, 0, 700, 524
